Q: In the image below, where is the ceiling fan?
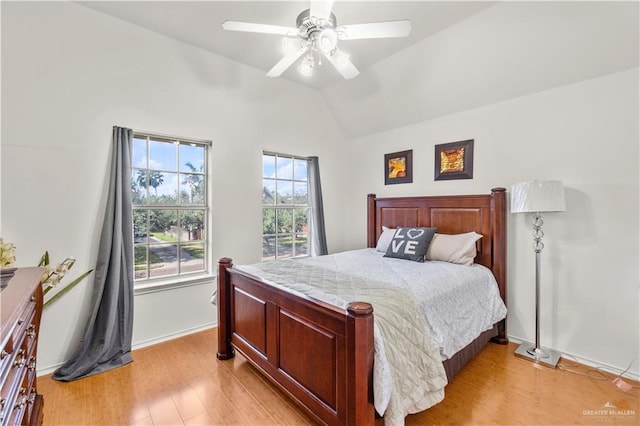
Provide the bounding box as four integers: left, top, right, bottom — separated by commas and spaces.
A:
222, 0, 411, 79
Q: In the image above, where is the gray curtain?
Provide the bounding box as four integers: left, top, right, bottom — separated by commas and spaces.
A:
53, 126, 134, 381
308, 156, 328, 256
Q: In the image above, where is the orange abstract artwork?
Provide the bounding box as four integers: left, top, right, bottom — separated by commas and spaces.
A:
387, 157, 407, 178
440, 147, 465, 173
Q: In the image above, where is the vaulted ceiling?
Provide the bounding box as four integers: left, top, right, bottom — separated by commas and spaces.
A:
79, 1, 639, 139
79, 1, 497, 89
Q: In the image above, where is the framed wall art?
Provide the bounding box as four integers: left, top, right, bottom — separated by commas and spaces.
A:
434, 139, 474, 181
384, 149, 413, 185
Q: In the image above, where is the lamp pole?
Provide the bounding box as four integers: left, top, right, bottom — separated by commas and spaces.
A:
530, 213, 546, 357
514, 211, 562, 366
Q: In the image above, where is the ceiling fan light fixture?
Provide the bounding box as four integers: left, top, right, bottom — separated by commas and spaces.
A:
318, 28, 338, 54
281, 37, 302, 54
298, 54, 314, 77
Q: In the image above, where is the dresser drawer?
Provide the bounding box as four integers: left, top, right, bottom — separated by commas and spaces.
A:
2, 385, 28, 426
12, 302, 35, 351
0, 335, 15, 387
0, 353, 26, 425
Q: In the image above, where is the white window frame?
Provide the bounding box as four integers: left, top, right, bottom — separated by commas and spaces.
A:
262, 152, 311, 261
131, 131, 213, 293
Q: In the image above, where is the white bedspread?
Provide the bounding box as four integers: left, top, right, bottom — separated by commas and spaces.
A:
234, 248, 506, 425
327, 249, 508, 359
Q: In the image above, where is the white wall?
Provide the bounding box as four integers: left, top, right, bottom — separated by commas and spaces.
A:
343, 68, 640, 378
1, 1, 347, 373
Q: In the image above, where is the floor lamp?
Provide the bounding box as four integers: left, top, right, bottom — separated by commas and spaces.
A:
511, 180, 566, 368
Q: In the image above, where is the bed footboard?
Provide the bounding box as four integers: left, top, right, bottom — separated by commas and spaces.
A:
216, 257, 375, 425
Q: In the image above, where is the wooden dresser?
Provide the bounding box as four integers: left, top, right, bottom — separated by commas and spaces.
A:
0, 268, 44, 426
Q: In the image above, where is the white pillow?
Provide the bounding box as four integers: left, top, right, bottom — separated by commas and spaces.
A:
375, 226, 396, 252
425, 232, 482, 265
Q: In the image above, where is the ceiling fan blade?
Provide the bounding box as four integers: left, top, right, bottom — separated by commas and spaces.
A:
310, 0, 335, 21
222, 20, 298, 36
267, 46, 309, 78
323, 49, 359, 80
338, 20, 412, 40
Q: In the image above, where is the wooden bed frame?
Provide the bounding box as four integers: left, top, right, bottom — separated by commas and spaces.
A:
217, 188, 507, 425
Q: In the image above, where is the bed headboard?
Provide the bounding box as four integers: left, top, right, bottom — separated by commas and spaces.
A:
366, 188, 507, 324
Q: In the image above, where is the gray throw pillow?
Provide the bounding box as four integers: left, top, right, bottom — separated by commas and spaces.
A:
384, 227, 437, 262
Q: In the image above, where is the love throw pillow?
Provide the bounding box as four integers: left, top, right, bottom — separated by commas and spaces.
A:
384, 227, 437, 262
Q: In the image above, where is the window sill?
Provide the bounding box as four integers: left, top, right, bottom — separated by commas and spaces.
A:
134, 273, 216, 295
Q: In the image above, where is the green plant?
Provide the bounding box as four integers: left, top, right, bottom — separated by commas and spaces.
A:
38, 251, 93, 308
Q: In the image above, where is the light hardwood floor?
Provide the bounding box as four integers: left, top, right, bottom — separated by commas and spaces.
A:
38, 328, 639, 425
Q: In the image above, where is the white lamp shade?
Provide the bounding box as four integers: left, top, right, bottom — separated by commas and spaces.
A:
281, 37, 302, 54
511, 180, 566, 213
318, 28, 338, 53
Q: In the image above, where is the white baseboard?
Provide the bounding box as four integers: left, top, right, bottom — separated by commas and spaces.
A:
131, 322, 217, 351
38, 364, 64, 377
508, 335, 640, 382
37, 322, 218, 377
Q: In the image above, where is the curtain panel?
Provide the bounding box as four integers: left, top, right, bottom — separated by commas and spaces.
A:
308, 156, 328, 256
53, 126, 135, 381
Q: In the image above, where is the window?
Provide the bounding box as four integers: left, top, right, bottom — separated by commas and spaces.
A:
262, 153, 309, 261
132, 133, 209, 281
